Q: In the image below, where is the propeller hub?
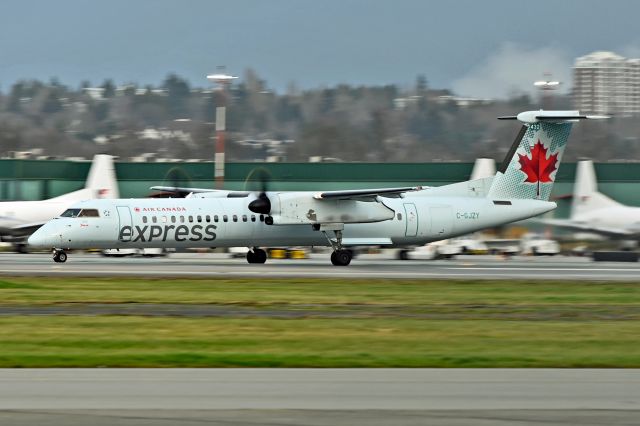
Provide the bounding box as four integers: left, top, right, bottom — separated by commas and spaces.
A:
248, 193, 271, 214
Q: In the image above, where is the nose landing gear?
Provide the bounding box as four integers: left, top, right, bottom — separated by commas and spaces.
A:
53, 250, 67, 263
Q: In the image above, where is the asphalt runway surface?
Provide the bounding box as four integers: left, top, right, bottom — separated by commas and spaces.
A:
1, 252, 640, 280
0, 369, 639, 426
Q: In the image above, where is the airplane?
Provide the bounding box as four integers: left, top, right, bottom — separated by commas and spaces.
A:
0, 154, 119, 252
541, 159, 640, 237
28, 110, 604, 265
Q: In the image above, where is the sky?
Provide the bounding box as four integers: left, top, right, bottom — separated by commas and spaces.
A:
1, 0, 640, 98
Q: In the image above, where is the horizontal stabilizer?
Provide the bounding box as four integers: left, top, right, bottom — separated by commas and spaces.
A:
498, 110, 610, 123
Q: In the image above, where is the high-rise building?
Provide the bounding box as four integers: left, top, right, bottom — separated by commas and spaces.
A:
573, 51, 640, 116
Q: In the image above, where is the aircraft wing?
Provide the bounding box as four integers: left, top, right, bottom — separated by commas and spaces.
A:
538, 218, 635, 238
150, 186, 220, 194
0, 222, 46, 237
313, 187, 423, 201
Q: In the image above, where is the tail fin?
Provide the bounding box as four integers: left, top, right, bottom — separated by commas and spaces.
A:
49, 155, 119, 202
487, 110, 605, 201
570, 159, 621, 219
470, 158, 496, 180
84, 154, 119, 198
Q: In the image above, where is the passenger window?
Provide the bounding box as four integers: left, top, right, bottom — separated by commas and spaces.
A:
223, 215, 228, 222
61, 208, 81, 218
188, 216, 193, 223
180, 216, 185, 223
171, 216, 176, 223
242, 215, 247, 222
214, 215, 219, 222
161, 216, 167, 223
233, 215, 238, 222
259, 215, 264, 222
206, 215, 210, 223
197, 215, 202, 223
152, 216, 157, 223
251, 215, 256, 222
78, 209, 100, 217
143, 216, 148, 224
397, 213, 402, 220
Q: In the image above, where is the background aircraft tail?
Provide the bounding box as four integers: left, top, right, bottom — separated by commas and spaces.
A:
470, 158, 496, 180
51, 155, 119, 201
570, 159, 621, 220
487, 110, 605, 201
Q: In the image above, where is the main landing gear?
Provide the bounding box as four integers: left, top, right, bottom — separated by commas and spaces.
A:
318, 224, 352, 266
53, 249, 67, 263
330, 249, 352, 266
246, 248, 267, 264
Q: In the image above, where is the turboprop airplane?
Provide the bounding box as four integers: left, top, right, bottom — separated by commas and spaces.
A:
28, 111, 603, 265
0, 155, 119, 252
541, 159, 640, 237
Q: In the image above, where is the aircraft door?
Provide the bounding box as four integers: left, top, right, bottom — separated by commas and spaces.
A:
403, 203, 418, 237
117, 206, 132, 242
429, 206, 453, 237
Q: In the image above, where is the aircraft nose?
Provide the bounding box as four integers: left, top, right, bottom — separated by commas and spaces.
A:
28, 221, 60, 249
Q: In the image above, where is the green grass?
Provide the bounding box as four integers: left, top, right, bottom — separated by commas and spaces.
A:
0, 317, 638, 368
0, 277, 639, 367
0, 277, 639, 306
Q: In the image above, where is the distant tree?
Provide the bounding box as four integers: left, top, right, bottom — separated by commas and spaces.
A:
163, 74, 191, 118
101, 79, 116, 98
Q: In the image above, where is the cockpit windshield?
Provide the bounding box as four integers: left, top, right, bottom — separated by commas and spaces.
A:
60, 208, 100, 218
60, 209, 81, 218
78, 209, 100, 217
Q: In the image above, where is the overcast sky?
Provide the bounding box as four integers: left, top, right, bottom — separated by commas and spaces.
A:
1, 0, 639, 98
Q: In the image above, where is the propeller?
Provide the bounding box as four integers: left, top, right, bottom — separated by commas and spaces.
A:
245, 168, 272, 214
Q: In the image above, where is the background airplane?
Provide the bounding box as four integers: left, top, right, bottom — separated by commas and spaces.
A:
28, 111, 603, 265
542, 159, 640, 238
0, 154, 119, 252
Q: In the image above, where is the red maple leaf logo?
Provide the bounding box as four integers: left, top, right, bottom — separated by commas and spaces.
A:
518, 140, 558, 184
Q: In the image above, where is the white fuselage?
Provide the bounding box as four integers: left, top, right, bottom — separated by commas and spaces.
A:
29, 191, 556, 250
573, 205, 640, 234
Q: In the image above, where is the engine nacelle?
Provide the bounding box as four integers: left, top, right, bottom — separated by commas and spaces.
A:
268, 193, 395, 225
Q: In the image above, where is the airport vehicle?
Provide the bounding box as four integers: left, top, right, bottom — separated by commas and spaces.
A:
28, 111, 602, 265
0, 155, 118, 252
543, 159, 640, 237
402, 238, 489, 260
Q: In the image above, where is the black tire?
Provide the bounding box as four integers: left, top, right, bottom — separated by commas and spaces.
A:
331, 249, 352, 266
53, 251, 67, 263
255, 249, 267, 264
398, 250, 409, 260
246, 250, 256, 264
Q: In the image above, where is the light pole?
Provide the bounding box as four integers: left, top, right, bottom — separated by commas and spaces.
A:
534, 74, 560, 110
207, 71, 237, 189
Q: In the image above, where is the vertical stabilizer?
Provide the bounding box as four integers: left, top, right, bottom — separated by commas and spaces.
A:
85, 154, 119, 198
488, 111, 605, 201
570, 160, 621, 219
470, 158, 496, 180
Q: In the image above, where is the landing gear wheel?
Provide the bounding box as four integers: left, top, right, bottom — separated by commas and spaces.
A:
53, 250, 67, 263
398, 249, 409, 260
330, 249, 352, 266
246, 248, 267, 264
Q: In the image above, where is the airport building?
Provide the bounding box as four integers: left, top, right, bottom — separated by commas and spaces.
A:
573, 51, 640, 116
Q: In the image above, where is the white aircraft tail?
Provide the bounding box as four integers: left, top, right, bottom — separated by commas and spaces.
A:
51, 155, 119, 202
487, 110, 606, 201
470, 158, 496, 180
570, 159, 621, 220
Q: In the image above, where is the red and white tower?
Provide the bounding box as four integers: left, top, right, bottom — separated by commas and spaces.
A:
207, 71, 237, 189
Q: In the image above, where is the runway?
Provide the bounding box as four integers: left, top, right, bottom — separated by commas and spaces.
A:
0, 369, 638, 425
1, 252, 640, 280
